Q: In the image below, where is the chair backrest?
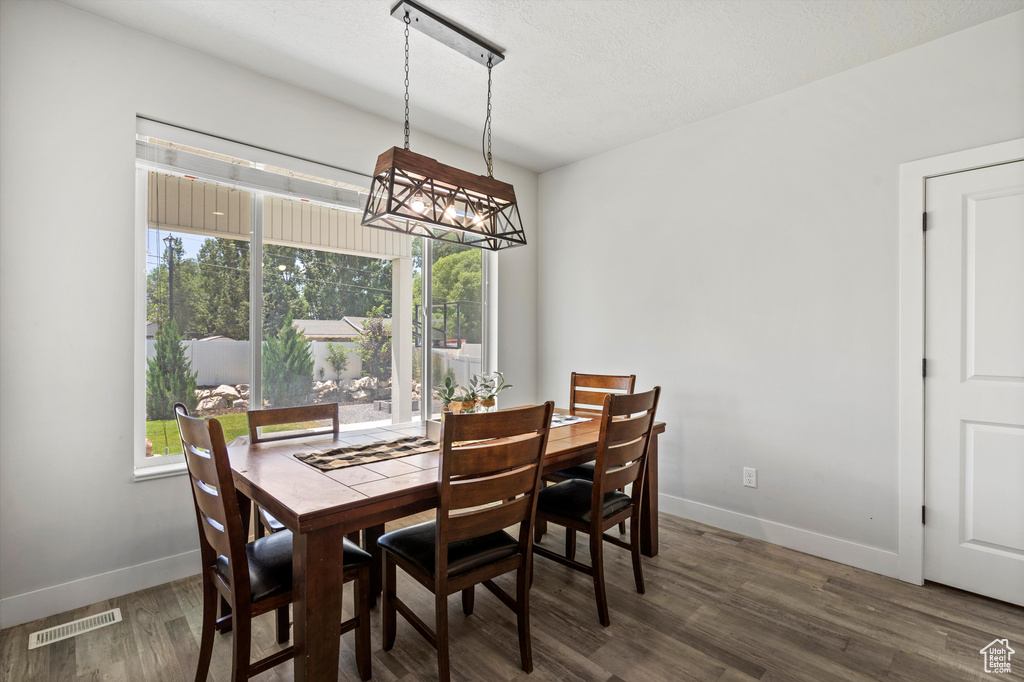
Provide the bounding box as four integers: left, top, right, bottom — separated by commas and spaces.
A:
590, 387, 661, 521
436, 402, 554, 578
569, 372, 636, 415
247, 403, 340, 444
174, 403, 251, 605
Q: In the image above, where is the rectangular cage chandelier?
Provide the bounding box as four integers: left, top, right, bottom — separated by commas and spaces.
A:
361, 0, 526, 251
362, 146, 525, 250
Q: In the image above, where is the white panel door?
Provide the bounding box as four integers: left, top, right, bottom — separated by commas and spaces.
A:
924, 160, 1024, 605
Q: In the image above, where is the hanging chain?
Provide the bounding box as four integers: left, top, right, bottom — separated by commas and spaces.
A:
403, 13, 411, 150
483, 58, 493, 177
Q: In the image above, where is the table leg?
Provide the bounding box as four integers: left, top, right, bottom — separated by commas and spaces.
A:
640, 433, 659, 557
293, 525, 345, 682
363, 523, 386, 608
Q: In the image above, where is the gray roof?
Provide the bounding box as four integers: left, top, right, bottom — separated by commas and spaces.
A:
293, 318, 362, 339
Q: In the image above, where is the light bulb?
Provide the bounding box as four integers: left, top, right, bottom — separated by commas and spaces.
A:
278, 264, 287, 271
411, 195, 425, 213
444, 205, 457, 219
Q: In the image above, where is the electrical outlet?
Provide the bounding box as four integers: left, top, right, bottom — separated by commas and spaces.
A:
743, 467, 757, 488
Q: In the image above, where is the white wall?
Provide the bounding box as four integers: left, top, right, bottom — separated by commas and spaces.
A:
0, 0, 538, 627
538, 12, 1024, 576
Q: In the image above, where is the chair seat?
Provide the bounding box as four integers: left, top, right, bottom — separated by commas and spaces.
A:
260, 507, 286, 533
537, 478, 631, 524
378, 521, 518, 578
215, 530, 372, 602
550, 461, 595, 480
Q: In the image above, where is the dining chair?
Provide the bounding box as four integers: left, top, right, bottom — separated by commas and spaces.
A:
544, 372, 636, 535
532, 387, 660, 627
247, 403, 340, 537
175, 404, 373, 681
378, 402, 554, 682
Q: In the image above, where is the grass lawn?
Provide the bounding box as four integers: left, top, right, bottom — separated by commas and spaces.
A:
146, 413, 324, 456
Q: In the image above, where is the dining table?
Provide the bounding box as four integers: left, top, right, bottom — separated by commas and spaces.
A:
226, 408, 666, 682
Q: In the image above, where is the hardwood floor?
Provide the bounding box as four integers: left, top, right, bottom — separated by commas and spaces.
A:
2, 513, 1022, 681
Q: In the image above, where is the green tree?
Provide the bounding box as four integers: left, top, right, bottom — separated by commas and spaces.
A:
326, 342, 350, 382
147, 237, 202, 337
146, 319, 198, 420
412, 247, 482, 344
296, 248, 392, 318
357, 305, 392, 382
191, 238, 250, 339
263, 312, 315, 407
263, 246, 308, 337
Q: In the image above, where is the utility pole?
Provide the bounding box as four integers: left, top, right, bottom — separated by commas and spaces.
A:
163, 235, 176, 325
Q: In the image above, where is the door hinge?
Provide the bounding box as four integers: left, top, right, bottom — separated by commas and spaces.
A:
922, 505, 926, 525
922, 358, 927, 378
922, 212, 928, 232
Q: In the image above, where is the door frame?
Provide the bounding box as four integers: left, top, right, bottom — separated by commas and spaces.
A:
898, 138, 1024, 584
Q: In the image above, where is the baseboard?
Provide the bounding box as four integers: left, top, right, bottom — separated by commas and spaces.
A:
0, 549, 201, 629
659, 494, 900, 578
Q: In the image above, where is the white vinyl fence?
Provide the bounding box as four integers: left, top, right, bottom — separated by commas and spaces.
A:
431, 344, 480, 388
146, 339, 363, 387
146, 339, 480, 390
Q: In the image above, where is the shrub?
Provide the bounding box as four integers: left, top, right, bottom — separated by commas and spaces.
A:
357, 305, 392, 382
263, 312, 314, 407
146, 318, 197, 420
326, 342, 350, 382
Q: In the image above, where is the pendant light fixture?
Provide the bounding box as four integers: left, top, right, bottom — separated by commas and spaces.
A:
361, 0, 526, 251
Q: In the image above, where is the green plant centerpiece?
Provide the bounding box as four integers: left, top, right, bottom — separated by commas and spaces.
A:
437, 374, 457, 412
449, 386, 477, 414
475, 371, 512, 411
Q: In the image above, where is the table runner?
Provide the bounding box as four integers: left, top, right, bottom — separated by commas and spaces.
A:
295, 435, 438, 471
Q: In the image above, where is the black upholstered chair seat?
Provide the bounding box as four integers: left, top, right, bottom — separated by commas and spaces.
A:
215, 530, 372, 602
378, 521, 518, 578
552, 461, 595, 480
537, 479, 631, 524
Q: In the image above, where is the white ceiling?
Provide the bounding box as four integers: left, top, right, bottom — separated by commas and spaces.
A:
61, 0, 1024, 173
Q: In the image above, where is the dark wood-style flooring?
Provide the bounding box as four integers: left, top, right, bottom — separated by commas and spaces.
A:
2, 513, 1022, 681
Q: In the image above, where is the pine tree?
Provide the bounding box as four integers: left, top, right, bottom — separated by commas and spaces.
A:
146, 319, 198, 420
263, 312, 315, 407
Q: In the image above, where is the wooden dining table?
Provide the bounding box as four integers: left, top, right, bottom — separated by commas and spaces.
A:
227, 410, 666, 682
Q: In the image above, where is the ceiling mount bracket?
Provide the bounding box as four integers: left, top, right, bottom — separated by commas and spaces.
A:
390, 0, 505, 67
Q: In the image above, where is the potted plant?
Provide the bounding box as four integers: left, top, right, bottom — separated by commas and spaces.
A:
449, 386, 476, 414
437, 374, 457, 413
476, 371, 512, 411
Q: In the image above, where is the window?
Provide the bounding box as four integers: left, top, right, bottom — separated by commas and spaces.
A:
415, 241, 485, 416
133, 123, 481, 479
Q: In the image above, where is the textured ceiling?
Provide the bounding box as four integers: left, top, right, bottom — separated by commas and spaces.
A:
60, 0, 1024, 173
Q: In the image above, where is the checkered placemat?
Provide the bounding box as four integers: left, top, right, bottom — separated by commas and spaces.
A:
295, 435, 438, 471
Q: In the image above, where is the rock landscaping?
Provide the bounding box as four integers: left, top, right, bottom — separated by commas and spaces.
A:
192, 380, 423, 417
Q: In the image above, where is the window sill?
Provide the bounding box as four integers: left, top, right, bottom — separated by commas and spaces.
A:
134, 460, 187, 482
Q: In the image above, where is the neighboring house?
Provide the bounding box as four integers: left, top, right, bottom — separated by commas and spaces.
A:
293, 317, 376, 342
146, 320, 159, 339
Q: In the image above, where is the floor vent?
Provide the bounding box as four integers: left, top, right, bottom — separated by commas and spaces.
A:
28, 608, 122, 650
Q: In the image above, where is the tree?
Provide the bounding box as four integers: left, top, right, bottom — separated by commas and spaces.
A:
412, 247, 483, 344
147, 237, 202, 337
146, 318, 198, 420
263, 246, 308, 337
263, 312, 315, 407
357, 305, 392, 382
191, 238, 250, 339
326, 342, 350, 382
296, 248, 392, 318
